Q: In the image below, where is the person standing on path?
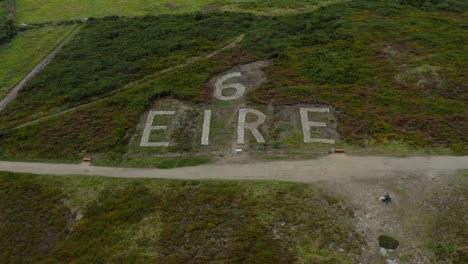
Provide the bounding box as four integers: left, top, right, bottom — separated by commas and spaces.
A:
383, 193, 391, 204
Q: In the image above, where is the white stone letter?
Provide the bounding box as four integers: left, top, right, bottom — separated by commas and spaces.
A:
237, 108, 266, 144
201, 109, 212, 146
214, 72, 245, 100
140, 111, 176, 147
300, 108, 335, 144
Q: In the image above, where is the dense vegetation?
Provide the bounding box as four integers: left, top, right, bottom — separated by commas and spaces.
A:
0, 172, 363, 263
0, 0, 466, 160
0, 0, 4, 40
0, 25, 78, 100
397, 0, 468, 11
0, 0, 14, 42
0, 14, 248, 121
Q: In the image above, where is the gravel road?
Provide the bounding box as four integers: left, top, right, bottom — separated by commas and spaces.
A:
0, 155, 466, 182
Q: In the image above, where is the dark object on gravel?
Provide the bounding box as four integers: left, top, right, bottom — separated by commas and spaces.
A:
383, 193, 392, 204
379, 235, 399, 249
379, 193, 392, 204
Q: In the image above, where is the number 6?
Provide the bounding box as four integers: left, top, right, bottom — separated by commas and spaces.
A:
214, 72, 245, 100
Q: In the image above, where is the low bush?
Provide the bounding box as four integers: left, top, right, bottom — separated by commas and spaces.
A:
0, 0, 15, 42
378, 235, 400, 249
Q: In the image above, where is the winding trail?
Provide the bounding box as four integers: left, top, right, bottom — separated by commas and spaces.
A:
0, 155, 466, 182
0, 26, 82, 112
6, 34, 245, 131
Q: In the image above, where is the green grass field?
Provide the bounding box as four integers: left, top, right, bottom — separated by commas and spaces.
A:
15, 0, 468, 24
15, 0, 221, 24
0, 25, 78, 100
16, 0, 350, 24
0, 0, 14, 41
0, 172, 363, 263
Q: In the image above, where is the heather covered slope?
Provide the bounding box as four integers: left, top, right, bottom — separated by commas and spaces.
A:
0, 0, 466, 161
0, 172, 363, 263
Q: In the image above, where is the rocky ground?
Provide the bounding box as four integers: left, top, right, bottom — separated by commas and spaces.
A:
320, 170, 467, 263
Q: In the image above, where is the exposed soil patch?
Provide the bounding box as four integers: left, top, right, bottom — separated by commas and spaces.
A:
319, 170, 468, 263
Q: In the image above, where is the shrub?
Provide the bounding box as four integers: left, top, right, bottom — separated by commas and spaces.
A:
450, 143, 467, 155
378, 234, 399, 249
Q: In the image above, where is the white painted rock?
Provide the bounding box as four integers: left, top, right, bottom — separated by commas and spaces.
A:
380, 247, 387, 256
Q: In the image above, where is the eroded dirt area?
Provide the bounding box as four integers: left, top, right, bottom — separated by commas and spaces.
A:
319, 170, 467, 263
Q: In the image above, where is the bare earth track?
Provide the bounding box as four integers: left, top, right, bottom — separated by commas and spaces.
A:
4, 34, 245, 131
0, 155, 466, 181
0, 26, 82, 112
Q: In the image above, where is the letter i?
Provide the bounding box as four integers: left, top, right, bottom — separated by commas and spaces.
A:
201, 110, 212, 146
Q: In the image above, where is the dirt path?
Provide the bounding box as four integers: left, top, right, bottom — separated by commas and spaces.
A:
0, 155, 466, 181
0, 26, 82, 112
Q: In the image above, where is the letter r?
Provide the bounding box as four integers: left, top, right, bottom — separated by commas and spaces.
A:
237, 108, 267, 144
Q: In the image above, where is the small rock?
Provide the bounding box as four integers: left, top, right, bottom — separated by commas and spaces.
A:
380, 247, 387, 256
75, 211, 84, 221
386, 259, 398, 264
429, 174, 440, 182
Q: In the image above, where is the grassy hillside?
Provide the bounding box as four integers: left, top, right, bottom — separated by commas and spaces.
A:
0, 172, 363, 263
0, 25, 78, 100
15, 0, 349, 24
15, 0, 468, 24
0, 0, 466, 161
15, 0, 220, 23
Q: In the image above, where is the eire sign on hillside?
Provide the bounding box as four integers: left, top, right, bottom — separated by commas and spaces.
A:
140, 65, 336, 148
